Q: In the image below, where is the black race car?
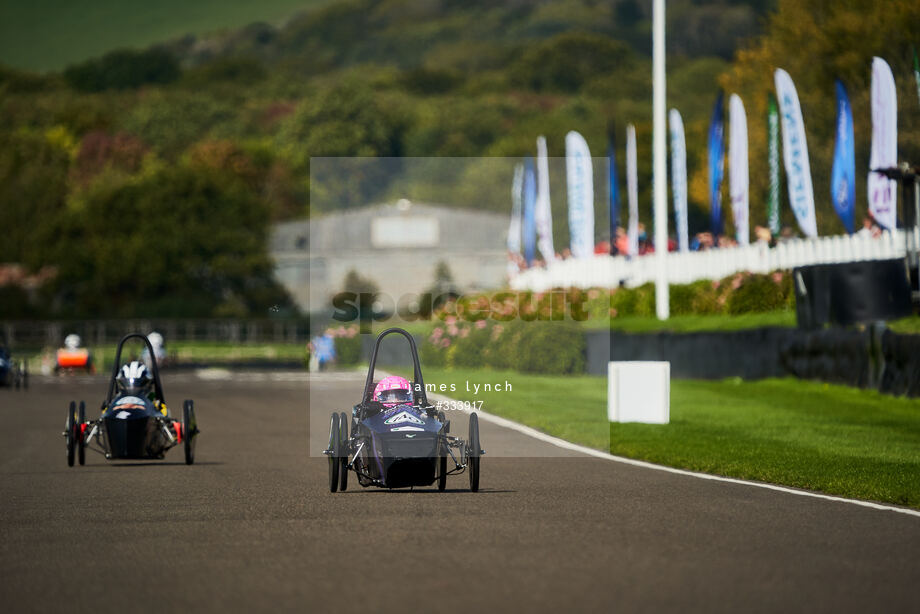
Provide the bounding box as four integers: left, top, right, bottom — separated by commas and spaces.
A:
63, 333, 198, 466
324, 327, 483, 492
0, 338, 27, 390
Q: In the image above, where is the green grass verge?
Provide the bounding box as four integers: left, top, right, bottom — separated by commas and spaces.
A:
612, 378, 920, 508
886, 315, 920, 335
390, 366, 920, 508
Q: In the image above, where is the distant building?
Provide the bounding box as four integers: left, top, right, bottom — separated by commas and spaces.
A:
270, 201, 508, 314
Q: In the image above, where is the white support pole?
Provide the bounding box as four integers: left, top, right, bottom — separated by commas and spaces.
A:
653, 0, 669, 319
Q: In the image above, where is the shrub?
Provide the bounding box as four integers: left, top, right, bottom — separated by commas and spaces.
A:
336, 334, 362, 365
611, 283, 656, 318
610, 286, 638, 317
727, 273, 791, 314
690, 279, 724, 315
668, 282, 697, 316
64, 48, 180, 92
450, 324, 492, 369
483, 320, 525, 370
513, 320, 585, 374
421, 326, 449, 368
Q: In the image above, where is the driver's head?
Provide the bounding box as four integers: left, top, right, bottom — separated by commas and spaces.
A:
117, 360, 152, 396
147, 332, 164, 349
373, 375, 413, 406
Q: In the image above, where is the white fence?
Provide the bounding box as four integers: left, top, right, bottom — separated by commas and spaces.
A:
510, 229, 920, 291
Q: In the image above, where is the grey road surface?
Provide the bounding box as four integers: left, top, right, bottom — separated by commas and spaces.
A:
1, 371, 918, 613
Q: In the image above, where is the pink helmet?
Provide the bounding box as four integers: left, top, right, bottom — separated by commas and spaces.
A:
373, 375, 413, 406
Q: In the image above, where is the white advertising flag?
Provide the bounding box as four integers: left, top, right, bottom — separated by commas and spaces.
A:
774, 68, 818, 238
668, 109, 688, 252
508, 163, 523, 254
565, 131, 595, 259
626, 124, 639, 257
729, 94, 749, 246
869, 57, 898, 230
535, 136, 556, 263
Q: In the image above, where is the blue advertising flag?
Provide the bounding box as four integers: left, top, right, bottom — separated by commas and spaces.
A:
708, 91, 725, 238
608, 135, 620, 255
831, 80, 856, 234
523, 157, 537, 266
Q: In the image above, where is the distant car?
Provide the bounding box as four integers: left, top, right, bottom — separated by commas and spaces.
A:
63, 333, 199, 467
324, 327, 482, 492
0, 341, 28, 389
140, 331, 170, 369
55, 334, 94, 374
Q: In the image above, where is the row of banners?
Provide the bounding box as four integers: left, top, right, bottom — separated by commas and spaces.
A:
509, 55, 917, 263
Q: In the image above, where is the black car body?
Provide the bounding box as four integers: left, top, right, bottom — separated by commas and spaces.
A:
64, 333, 198, 466
324, 327, 482, 492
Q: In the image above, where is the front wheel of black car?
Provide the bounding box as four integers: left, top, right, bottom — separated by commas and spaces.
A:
468, 413, 481, 492
437, 410, 447, 432
438, 439, 447, 492
438, 410, 448, 492
328, 412, 340, 493
339, 411, 349, 492
183, 400, 197, 465
66, 401, 76, 467
77, 401, 86, 466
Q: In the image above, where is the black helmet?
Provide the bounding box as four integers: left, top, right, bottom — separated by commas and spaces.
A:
116, 360, 152, 395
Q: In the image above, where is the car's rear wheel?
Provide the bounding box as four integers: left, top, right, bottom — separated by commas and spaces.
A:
339, 411, 349, 492
77, 401, 86, 466
468, 412, 481, 492
66, 401, 76, 467
183, 400, 197, 465
328, 412, 340, 493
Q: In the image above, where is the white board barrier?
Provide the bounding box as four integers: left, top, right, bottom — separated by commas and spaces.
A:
608, 361, 670, 424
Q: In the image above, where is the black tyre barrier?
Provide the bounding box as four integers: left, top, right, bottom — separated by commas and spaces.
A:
590, 325, 920, 398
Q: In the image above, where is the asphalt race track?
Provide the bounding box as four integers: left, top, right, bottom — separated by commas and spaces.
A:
1, 371, 918, 613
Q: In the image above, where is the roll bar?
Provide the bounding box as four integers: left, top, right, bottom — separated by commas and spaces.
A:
362, 328, 429, 407
106, 333, 165, 404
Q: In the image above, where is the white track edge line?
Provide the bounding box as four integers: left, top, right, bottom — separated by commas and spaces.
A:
419, 388, 920, 519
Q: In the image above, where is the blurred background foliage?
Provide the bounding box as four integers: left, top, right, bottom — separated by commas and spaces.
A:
1, 0, 918, 317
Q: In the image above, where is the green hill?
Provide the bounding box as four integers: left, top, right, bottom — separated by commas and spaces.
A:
0, 0, 328, 72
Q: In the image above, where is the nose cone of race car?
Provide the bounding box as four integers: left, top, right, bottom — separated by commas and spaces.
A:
103, 396, 160, 459
366, 406, 443, 488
